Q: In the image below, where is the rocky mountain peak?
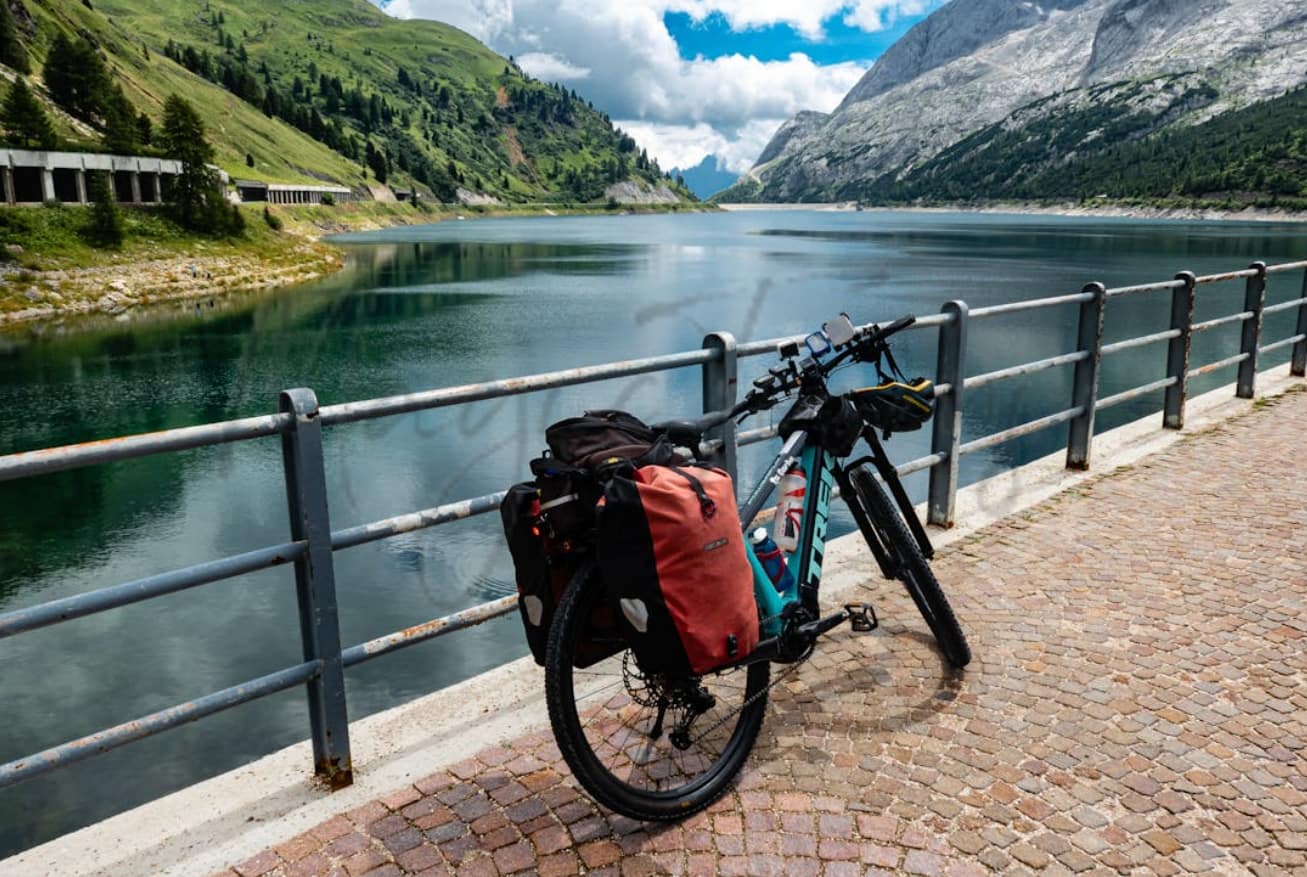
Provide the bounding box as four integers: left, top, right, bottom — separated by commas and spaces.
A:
838, 0, 1092, 109
719, 0, 1307, 204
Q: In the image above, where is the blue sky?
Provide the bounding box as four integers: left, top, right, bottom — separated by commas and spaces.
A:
664, 10, 928, 66
377, 1, 945, 173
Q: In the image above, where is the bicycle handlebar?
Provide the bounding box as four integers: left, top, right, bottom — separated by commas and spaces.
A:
659, 314, 919, 439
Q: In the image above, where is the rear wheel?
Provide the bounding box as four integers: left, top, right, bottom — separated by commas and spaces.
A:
544, 567, 771, 821
849, 465, 971, 668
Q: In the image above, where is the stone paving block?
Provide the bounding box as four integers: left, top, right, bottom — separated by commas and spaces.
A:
207, 390, 1307, 876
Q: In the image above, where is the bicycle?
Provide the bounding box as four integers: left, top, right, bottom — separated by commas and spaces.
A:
543, 313, 971, 821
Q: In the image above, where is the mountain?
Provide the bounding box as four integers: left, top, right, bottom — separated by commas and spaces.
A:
668, 155, 739, 199
0, 0, 689, 204
718, 0, 1307, 205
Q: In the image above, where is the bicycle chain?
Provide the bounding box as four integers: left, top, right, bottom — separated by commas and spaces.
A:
686, 649, 811, 745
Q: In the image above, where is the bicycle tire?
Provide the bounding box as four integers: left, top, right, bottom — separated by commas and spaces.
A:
849, 465, 972, 668
544, 565, 771, 821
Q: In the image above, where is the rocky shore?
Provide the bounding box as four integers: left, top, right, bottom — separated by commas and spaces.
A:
0, 239, 344, 326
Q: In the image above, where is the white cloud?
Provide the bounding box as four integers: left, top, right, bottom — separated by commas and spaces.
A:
615, 119, 786, 173
516, 52, 591, 80
375, 1, 930, 170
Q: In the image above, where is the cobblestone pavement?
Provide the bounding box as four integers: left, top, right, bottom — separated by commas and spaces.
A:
215, 390, 1307, 877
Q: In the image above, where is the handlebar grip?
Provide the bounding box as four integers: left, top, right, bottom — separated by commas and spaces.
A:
878, 315, 916, 339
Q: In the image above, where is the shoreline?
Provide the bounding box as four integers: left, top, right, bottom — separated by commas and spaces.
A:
5, 197, 1302, 329
0, 201, 708, 329
721, 200, 1307, 223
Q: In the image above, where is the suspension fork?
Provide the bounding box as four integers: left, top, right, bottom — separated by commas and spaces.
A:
852, 428, 935, 560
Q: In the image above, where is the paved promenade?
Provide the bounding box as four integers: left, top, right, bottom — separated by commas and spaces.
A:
214, 389, 1307, 877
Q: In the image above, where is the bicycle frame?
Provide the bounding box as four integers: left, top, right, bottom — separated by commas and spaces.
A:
734, 424, 934, 663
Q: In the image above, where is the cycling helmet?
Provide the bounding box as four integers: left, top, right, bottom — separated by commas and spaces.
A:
851, 378, 935, 433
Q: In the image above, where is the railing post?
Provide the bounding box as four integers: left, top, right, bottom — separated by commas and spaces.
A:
1294, 268, 1307, 378
1066, 283, 1106, 470
702, 332, 738, 482
1163, 272, 1196, 430
928, 301, 968, 527
280, 388, 353, 789
1237, 262, 1267, 398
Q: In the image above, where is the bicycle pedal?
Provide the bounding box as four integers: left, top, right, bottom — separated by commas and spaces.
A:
845, 603, 878, 633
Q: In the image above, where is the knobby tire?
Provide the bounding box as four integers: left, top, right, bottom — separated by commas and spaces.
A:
544, 567, 771, 821
849, 465, 972, 669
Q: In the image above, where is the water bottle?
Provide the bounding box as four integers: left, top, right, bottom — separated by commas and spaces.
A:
752, 528, 796, 595
772, 466, 806, 552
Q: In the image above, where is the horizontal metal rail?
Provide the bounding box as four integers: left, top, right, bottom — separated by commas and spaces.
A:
318, 349, 714, 427
333, 494, 507, 552
342, 596, 519, 667
1192, 312, 1252, 334
1265, 260, 1307, 275
1263, 298, 1307, 316
958, 406, 1085, 456
0, 541, 305, 639
970, 291, 1094, 319
2, 257, 1306, 798
0, 413, 292, 484
1196, 267, 1260, 284
1095, 377, 1178, 412
1105, 279, 1185, 298
0, 661, 320, 788
1259, 334, 1307, 356
1101, 329, 1180, 356
895, 453, 945, 477
1188, 352, 1249, 379
738, 424, 780, 446
965, 350, 1089, 390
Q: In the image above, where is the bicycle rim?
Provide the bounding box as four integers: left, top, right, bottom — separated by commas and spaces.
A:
544, 570, 770, 820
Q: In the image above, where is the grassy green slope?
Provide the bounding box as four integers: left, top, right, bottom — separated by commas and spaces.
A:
5, 0, 691, 201
94, 0, 688, 200
8, 0, 369, 186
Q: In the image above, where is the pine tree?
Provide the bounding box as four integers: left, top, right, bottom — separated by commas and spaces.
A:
86, 172, 123, 248
0, 0, 31, 74
100, 84, 139, 153
160, 94, 238, 234
1, 77, 58, 149
44, 34, 110, 121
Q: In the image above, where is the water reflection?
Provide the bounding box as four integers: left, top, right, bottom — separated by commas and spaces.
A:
1, 211, 1305, 856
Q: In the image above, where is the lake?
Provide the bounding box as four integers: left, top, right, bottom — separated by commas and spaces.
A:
2, 209, 1305, 855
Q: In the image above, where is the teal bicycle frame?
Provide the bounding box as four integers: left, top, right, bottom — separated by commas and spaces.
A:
739, 431, 834, 638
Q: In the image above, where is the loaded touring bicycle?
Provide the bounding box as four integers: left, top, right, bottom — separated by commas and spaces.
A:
502, 313, 971, 820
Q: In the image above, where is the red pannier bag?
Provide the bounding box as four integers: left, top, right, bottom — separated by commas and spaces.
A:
597, 464, 759, 676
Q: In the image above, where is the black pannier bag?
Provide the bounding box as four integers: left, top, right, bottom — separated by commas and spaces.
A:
545, 409, 660, 467
501, 409, 663, 666
500, 481, 620, 667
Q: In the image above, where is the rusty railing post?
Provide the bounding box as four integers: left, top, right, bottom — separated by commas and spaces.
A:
1066, 283, 1106, 470
702, 332, 738, 483
927, 301, 968, 527
1294, 268, 1307, 378
1163, 272, 1196, 430
280, 388, 353, 789
1237, 262, 1267, 398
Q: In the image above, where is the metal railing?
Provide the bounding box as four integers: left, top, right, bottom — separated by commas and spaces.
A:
1, 259, 1305, 793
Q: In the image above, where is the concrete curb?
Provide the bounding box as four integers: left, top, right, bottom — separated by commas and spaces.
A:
6, 369, 1303, 877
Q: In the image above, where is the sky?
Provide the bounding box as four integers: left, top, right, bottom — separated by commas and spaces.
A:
373, 0, 945, 174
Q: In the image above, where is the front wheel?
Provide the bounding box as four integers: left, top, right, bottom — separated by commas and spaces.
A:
544, 566, 771, 821
849, 465, 971, 669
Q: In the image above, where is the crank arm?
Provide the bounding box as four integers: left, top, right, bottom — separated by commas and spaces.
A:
794, 610, 850, 640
